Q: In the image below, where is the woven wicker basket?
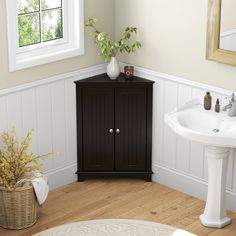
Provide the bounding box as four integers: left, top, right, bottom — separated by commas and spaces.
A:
0, 185, 37, 229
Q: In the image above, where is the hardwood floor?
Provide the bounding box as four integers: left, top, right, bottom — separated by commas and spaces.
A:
1, 180, 236, 236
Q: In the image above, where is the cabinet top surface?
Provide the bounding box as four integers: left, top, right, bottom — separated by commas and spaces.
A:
74, 73, 155, 85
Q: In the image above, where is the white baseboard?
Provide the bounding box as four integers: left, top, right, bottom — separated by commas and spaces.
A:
152, 164, 236, 212
46, 163, 77, 190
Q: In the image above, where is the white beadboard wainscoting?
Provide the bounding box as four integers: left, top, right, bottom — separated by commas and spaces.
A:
129, 64, 236, 212
0, 64, 106, 190
1, 62, 236, 211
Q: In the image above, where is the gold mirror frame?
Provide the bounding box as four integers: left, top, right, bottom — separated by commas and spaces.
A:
206, 0, 236, 66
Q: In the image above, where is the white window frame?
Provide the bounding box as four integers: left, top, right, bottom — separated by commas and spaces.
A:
6, 0, 84, 72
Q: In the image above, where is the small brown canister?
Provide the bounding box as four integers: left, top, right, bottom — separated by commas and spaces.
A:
124, 66, 134, 80
204, 91, 212, 110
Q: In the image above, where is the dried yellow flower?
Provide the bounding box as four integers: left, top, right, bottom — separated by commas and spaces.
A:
0, 127, 54, 190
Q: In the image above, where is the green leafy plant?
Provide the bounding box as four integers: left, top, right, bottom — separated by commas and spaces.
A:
85, 18, 142, 62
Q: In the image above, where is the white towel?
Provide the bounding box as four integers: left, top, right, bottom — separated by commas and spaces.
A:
32, 173, 49, 206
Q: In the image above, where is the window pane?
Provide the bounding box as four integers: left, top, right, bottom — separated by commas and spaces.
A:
18, 13, 41, 47
17, 0, 39, 14
42, 9, 63, 42
41, 0, 62, 10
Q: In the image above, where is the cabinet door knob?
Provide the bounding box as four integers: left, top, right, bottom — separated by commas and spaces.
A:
116, 129, 120, 133
109, 129, 114, 133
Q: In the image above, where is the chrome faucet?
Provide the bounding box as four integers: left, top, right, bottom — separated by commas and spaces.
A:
222, 93, 236, 117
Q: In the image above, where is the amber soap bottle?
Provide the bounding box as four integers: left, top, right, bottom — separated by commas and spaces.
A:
204, 92, 212, 110
215, 98, 220, 112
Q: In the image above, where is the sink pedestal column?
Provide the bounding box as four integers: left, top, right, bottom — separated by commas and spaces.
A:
200, 146, 231, 228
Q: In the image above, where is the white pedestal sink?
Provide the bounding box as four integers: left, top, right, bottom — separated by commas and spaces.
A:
165, 100, 236, 228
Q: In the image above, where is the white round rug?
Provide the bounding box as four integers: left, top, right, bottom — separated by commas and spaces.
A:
34, 219, 196, 236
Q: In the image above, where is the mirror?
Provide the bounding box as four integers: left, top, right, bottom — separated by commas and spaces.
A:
220, 0, 236, 52
206, 0, 236, 66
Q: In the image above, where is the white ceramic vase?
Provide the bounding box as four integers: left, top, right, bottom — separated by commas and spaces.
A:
107, 57, 120, 80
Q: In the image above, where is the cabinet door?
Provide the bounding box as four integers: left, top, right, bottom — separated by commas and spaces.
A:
115, 88, 147, 170
82, 88, 114, 171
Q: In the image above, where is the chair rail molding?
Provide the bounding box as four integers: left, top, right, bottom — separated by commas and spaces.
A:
0, 64, 106, 96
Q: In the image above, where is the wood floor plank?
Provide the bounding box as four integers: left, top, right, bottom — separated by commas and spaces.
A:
0, 180, 236, 236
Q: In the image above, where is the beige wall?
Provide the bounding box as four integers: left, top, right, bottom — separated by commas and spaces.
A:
2, 0, 236, 91
0, 0, 114, 89
115, 0, 236, 91
221, 0, 236, 32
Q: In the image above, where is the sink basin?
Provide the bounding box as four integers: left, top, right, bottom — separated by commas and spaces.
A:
165, 100, 236, 148
165, 99, 236, 228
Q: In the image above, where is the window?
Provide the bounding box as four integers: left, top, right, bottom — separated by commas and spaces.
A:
6, 0, 84, 72
18, 0, 63, 48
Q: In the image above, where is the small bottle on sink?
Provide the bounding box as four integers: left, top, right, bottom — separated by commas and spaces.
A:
204, 92, 212, 110
215, 98, 220, 113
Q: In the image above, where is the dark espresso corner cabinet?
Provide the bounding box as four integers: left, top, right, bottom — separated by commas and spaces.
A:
74, 73, 154, 181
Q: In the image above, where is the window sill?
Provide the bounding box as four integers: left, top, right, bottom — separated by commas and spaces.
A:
11, 46, 84, 72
